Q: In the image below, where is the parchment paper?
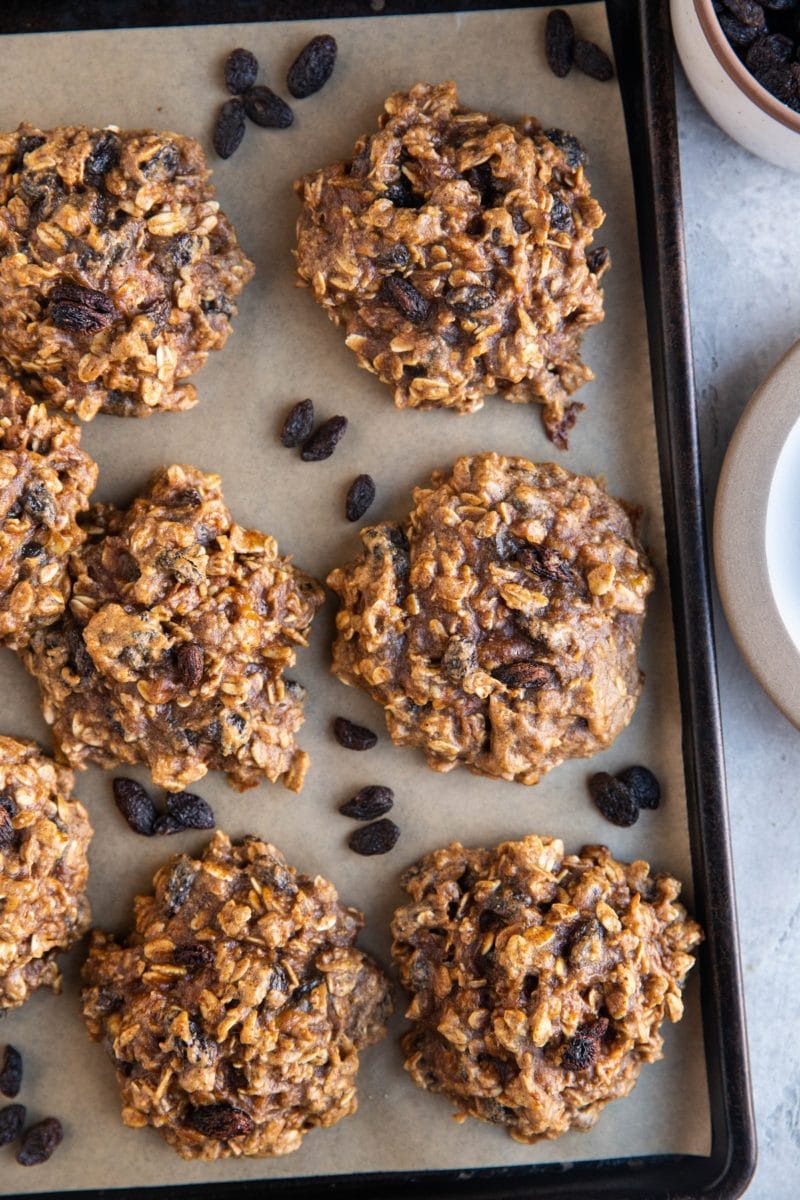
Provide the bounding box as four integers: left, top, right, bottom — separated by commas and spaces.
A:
0, 6, 711, 1192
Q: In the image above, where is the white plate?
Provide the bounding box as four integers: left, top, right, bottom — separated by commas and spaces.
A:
714, 339, 800, 726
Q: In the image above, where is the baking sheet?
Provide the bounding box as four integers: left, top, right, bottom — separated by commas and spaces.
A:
0, 5, 711, 1192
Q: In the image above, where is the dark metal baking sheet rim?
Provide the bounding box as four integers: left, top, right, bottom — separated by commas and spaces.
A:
0, 1, 756, 1197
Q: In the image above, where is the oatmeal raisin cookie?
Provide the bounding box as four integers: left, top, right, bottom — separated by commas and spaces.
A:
294, 81, 607, 446
0, 124, 254, 419
328, 452, 654, 784
20, 465, 324, 792
391, 833, 702, 1141
0, 372, 97, 648
0, 735, 92, 1010
82, 831, 392, 1160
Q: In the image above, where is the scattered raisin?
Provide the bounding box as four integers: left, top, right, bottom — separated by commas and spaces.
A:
187, 1103, 254, 1140
0, 791, 17, 819
445, 285, 497, 315
213, 99, 246, 159
164, 791, 215, 831
300, 414, 348, 462
113, 778, 157, 837
225, 47, 259, 94
49, 279, 117, 334
339, 785, 394, 821
281, 398, 314, 447
377, 244, 411, 270
617, 765, 661, 810
287, 34, 337, 98
574, 39, 614, 80
348, 817, 400, 856
0, 1046, 22, 1098
517, 544, 576, 586
176, 641, 204, 689
588, 772, 639, 827
345, 474, 376, 522
333, 716, 377, 750
173, 942, 215, 970
0, 1104, 25, 1147
492, 661, 552, 690
545, 9, 575, 77
16, 1117, 63, 1166
243, 86, 294, 129
381, 275, 431, 324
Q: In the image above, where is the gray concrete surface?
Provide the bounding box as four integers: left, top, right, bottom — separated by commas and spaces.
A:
676, 65, 800, 1200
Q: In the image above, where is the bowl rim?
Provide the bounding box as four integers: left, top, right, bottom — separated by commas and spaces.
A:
694, 0, 800, 134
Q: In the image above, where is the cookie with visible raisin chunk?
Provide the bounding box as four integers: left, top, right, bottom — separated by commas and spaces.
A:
0, 124, 254, 419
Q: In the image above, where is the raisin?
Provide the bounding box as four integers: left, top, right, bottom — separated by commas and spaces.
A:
549, 400, 583, 450
280, 398, 314, 447
243, 86, 294, 129
154, 814, 185, 835
141, 143, 180, 181
225, 47, 258, 94
0, 1099, 25, 1147
213, 99, 246, 159
16, 1117, 63, 1166
65, 618, 94, 679
49, 279, 117, 334
586, 245, 610, 275
721, 0, 766, 24
0, 811, 17, 850
545, 9, 575, 77
549, 195, 575, 233
113, 777, 157, 837
334, 716, 377, 751
517, 545, 574, 585
176, 641, 204, 689
377, 244, 411, 271
163, 856, 197, 914
746, 33, 796, 101
345, 474, 376, 522
169, 487, 202, 509
174, 942, 215, 970
0, 1046, 22, 1097
164, 791, 215, 831
384, 177, 424, 209
0, 1104, 25, 1147
11, 135, 45, 172
445, 285, 497, 315
719, 11, 761, 44
464, 161, 498, 207
574, 39, 615, 80
339, 785, 394, 820
300, 414, 348, 462
290, 975, 323, 1009
543, 128, 588, 168
84, 131, 121, 187
0, 792, 17, 819
93, 988, 123, 1015
562, 1034, 598, 1071
617, 765, 661, 810
381, 275, 431, 324
22, 482, 56, 525
286, 34, 337, 98
588, 772, 639, 827
492, 661, 552, 690
348, 817, 400, 856
187, 1103, 254, 1140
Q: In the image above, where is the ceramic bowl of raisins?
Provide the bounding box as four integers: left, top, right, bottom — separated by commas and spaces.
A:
672, 0, 800, 170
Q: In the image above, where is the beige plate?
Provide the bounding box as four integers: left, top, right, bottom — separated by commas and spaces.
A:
714, 338, 800, 728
